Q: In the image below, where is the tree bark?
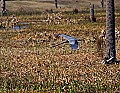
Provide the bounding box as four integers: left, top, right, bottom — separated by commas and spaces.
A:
1, 0, 6, 16
102, 0, 116, 64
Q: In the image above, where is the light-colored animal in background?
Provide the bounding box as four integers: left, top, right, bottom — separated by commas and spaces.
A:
97, 29, 106, 51
10, 15, 19, 28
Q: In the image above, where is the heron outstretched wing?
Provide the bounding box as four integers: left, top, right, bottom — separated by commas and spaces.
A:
55, 34, 78, 50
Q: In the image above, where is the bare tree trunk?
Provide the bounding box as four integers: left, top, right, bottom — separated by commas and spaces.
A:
55, 0, 58, 8
90, 3, 96, 22
102, 0, 116, 64
1, 0, 6, 16
101, 0, 104, 8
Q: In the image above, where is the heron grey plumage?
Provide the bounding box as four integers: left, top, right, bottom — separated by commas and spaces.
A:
53, 34, 78, 50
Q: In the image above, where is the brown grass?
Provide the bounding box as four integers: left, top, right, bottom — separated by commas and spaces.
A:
0, 0, 120, 92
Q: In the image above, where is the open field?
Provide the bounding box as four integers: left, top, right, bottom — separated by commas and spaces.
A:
0, 0, 120, 93
3, 0, 120, 15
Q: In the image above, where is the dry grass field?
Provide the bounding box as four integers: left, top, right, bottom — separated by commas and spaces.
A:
4, 0, 120, 13
0, 0, 120, 93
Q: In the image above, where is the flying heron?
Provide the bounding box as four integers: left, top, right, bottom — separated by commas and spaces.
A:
52, 34, 78, 50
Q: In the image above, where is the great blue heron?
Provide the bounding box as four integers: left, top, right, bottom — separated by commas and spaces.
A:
52, 34, 78, 50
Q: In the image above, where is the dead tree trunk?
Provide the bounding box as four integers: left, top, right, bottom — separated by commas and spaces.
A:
55, 0, 58, 8
1, 0, 6, 16
90, 3, 96, 22
102, 0, 116, 64
101, 0, 104, 8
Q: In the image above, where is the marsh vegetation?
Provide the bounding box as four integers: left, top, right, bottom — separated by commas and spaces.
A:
0, 0, 120, 92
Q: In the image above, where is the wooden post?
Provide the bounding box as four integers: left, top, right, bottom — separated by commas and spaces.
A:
55, 0, 58, 8
101, 0, 104, 8
1, 0, 6, 16
90, 3, 96, 22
